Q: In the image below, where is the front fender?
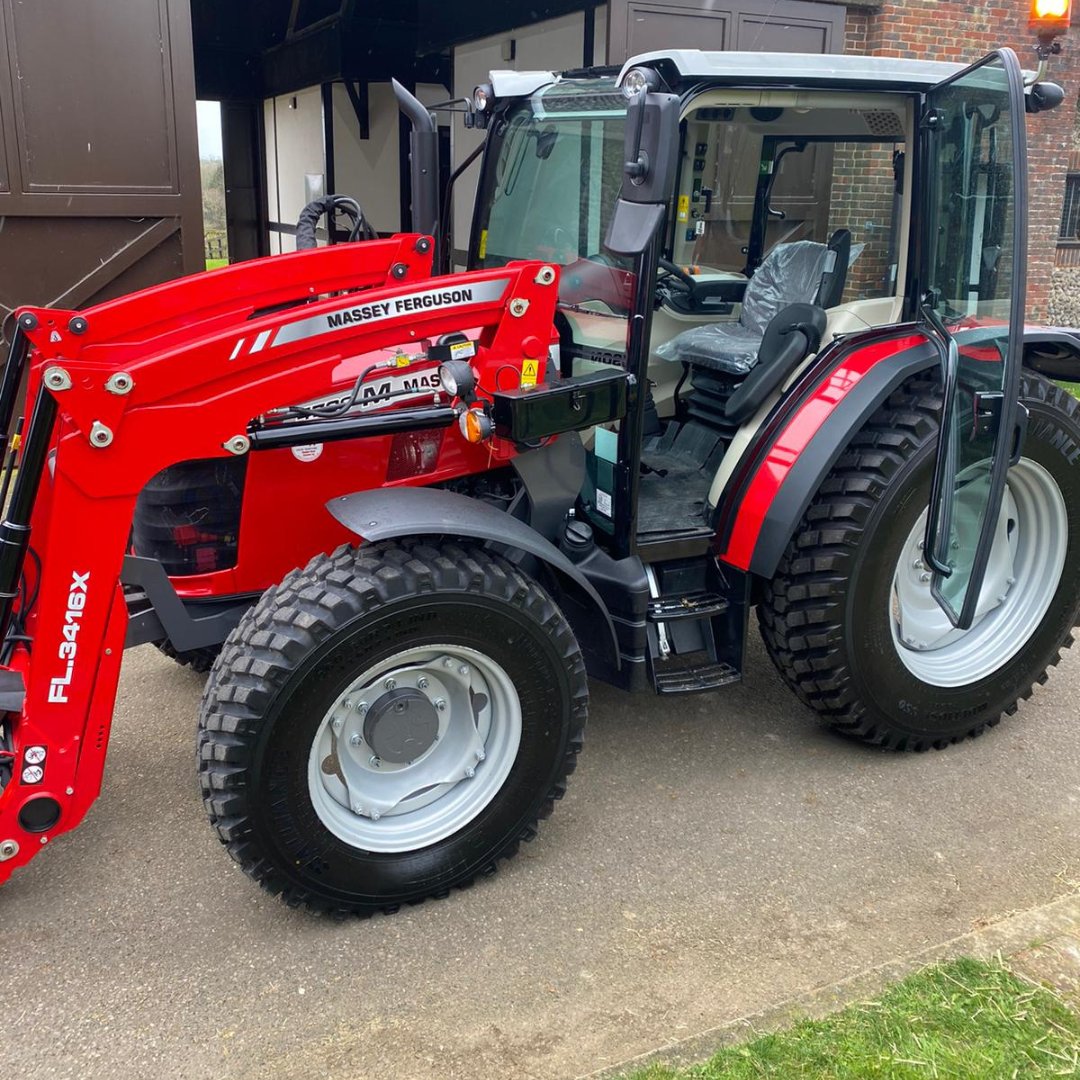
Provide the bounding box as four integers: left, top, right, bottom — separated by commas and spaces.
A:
328, 487, 621, 672
714, 328, 939, 580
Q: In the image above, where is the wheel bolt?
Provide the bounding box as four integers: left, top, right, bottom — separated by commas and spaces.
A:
349, 733, 362, 747
384, 677, 397, 691
353, 802, 364, 815
444, 658, 454, 669
369, 755, 380, 767
459, 664, 470, 677
435, 699, 447, 712
343, 699, 352, 710
332, 717, 344, 732
465, 766, 475, 779
475, 749, 486, 762
1007, 577, 1015, 586
417, 677, 429, 690
919, 572, 931, 583
370, 809, 381, 821
358, 701, 368, 715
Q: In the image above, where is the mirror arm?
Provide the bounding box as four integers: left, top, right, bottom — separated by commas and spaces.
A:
624, 87, 649, 180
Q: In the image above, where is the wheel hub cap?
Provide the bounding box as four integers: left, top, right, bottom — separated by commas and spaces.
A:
363, 688, 439, 764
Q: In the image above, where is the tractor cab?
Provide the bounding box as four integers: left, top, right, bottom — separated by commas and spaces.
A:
467, 48, 1037, 650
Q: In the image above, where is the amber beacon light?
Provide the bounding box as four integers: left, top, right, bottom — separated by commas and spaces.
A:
1032, 0, 1071, 36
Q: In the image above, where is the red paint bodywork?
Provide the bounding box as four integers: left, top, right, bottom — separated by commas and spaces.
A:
719, 333, 929, 570
0, 236, 559, 881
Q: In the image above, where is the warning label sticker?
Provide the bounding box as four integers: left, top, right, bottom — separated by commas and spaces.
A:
520, 360, 539, 387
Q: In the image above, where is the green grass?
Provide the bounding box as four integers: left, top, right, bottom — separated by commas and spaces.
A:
626, 957, 1080, 1079
1054, 380, 1080, 400
205, 258, 228, 271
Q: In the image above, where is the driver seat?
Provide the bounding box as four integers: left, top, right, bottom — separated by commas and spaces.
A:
656, 231, 849, 375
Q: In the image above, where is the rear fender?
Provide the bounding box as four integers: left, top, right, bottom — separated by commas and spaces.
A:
328, 487, 621, 675
713, 327, 939, 580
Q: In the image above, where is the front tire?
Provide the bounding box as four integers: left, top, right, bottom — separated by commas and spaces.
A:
759, 373, 1080, 750
198, 540, 587, 916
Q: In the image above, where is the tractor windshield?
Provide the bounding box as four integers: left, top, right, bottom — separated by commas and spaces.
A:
474, 78, 627, 272
472, 77, 636, 372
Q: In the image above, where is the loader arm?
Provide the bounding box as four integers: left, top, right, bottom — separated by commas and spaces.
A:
0, 242, 560, 880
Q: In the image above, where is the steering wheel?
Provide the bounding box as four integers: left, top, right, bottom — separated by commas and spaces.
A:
657, 256, 697, 294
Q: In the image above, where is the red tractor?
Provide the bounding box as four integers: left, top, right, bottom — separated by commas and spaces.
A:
1, 34, 1078, 916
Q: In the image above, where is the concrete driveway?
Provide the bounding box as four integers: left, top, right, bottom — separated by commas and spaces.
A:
3, 637, 1079, 1079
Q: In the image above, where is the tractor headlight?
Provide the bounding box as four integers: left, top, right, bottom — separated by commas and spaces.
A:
472, 84, 494, 112
621, 66, 659, 98
439, 360, 476, 399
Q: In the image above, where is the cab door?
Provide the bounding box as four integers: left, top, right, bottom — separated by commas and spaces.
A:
919, 50, 1028, 629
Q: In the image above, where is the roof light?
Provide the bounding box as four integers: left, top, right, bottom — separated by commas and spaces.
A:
472, 84, 494, 112
622, 66, 659, 98
1031, 0, 1071, 34
1034, 0, 1069, 18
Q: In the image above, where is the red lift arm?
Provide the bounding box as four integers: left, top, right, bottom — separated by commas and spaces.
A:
0, 235, 559, 880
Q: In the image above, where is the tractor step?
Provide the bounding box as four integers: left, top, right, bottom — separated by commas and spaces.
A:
653, 656, 741, 694
648, 591, 728, 622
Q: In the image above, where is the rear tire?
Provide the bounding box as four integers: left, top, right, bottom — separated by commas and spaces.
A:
198, 539, 587, 916
759, 373, 1080, 750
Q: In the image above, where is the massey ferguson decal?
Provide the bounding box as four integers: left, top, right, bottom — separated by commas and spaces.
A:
48, 571, 89, 704
268, 279, 510, 349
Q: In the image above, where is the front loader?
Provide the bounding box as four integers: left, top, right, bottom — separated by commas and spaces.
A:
2, 20, 1080, 915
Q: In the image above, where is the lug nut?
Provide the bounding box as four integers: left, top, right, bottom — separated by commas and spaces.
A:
370, 809, 381, 821
353, 802, 364, 815
444, 658, 454, 669
435, 698, 447, 712
349, 733, 362, 747
459, 664, 470, 677
417, 677, 429, 690
464, 766, 475, 779
384, 677, 397, 691
369, 755, 381, 768
920, 572, 931, 583
332, 717, 344, 732
358, 702, 368, 715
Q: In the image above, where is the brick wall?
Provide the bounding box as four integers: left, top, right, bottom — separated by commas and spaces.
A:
842, 0, 1080, 322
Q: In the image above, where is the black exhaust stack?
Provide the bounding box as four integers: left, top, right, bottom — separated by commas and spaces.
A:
392, 80, 439, 243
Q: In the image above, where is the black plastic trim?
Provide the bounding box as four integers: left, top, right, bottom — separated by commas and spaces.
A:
327, 487, 621, 671
121, 557, 253, 651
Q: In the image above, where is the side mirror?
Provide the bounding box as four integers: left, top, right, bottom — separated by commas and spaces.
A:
620, 88, 679, 204
604, 88, 679, 255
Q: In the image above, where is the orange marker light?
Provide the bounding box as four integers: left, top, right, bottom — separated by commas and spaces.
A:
459, 408, 494, 444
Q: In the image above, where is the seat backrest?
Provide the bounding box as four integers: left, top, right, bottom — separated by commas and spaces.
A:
815, 228, 852, 309
723, 303, 828, 424
741, 241, 829, 335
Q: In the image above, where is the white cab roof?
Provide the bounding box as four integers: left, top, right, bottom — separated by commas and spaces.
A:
618, 50, 971, 91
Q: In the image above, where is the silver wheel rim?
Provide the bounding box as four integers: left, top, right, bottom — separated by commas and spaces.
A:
307, 644, 522, 853
890, 457, 1067, 688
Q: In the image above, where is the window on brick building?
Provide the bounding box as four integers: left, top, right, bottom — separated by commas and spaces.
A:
1059, 173, 1080, 243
